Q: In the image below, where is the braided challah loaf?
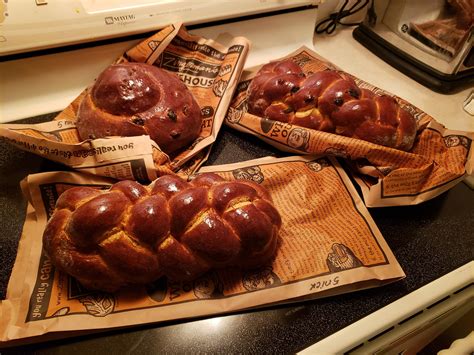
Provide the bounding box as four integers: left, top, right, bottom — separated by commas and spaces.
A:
77, 62, 202, 155
43, 173, 281, 292
247, 59, 417, 151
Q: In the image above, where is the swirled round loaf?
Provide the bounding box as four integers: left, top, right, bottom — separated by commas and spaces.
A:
76, 62, 202, 155
42, 173, 281, 292
247, 59, 417, 151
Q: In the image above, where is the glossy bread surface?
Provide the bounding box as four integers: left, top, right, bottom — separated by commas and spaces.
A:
43, 173, 281, 292
247, 59, 417, 151
76, 62, 202, 155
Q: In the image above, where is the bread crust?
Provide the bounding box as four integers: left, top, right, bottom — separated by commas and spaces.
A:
77, 62, 202, 155
43, 173, 281, 292
247, 60, 417, 151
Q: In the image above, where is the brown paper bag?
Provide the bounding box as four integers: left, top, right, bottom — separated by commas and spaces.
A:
0, 24, 250, 182
0, 155, 404, 344
225, 46, 474, 207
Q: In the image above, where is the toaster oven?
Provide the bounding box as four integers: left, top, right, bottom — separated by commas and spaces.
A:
353, 0, 474, 93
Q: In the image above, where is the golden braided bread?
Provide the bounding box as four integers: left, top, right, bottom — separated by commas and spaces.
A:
247, 59, 417, 151
42, 173, 281, 292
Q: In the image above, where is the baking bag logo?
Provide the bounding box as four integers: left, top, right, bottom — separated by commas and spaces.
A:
193, 272, 224, 299
326, 243, 363, 272
287, 128, 309, 152
242, 267, 281, 291
159, 52, 220, 88
232, 166, 264, 184
444, 134, 471, 149
306, 158, 330, 172
161, 52, 220, 79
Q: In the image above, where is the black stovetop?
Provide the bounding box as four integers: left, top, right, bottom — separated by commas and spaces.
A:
1, 114, 473, 354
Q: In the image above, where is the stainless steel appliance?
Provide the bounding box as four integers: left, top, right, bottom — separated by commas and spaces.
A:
353, 0, 474, 93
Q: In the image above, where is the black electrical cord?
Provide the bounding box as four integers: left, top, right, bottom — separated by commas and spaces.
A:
315, 0, 370, 35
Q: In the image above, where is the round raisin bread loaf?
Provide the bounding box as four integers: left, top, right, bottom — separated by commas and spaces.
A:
77, 62, 202, 155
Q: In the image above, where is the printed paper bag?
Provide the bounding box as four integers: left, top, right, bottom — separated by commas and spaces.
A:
0, 24, 250, 182
225, 46, 473, 207
0, 155, 404, 344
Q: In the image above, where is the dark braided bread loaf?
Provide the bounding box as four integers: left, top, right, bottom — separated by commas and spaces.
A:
247, 59, 417, 151
43, 173, 281, 292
